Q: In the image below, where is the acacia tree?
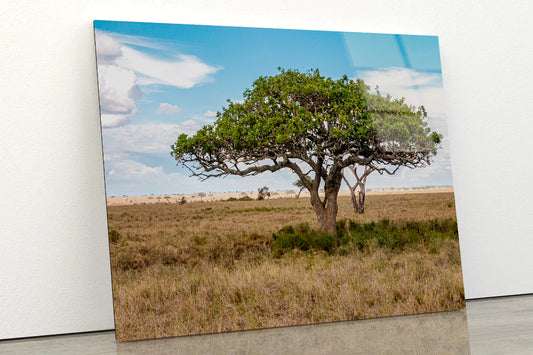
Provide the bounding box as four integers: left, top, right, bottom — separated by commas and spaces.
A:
293, 176, 312, 198
257, 186, 271, 200
342, 90, 442, 214
171, 68, 377, 235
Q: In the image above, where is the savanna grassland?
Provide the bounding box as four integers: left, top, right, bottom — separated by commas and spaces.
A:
107, 191, 464, 341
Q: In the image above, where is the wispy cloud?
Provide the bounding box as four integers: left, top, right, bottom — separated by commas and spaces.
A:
117, 46, 221, 88
203, 110, 217, 117
156, 102, 182, 115
103, 122, 201, 155
191, 109, 219, 124
102, 32, 170, 51
361, 67, 442, 89
358, 67, 445, 117
109, 159, 165, 180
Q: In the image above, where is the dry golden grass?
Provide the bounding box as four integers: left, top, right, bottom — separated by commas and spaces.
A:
107, 192, 464, 341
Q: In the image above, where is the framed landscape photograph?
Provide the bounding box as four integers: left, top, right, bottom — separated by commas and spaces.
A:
94, 20, 465, 341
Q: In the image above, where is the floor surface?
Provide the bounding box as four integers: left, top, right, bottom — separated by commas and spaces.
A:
1, 294, 532, 354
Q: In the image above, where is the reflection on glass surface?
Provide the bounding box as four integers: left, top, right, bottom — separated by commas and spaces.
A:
116, 309, 469, 354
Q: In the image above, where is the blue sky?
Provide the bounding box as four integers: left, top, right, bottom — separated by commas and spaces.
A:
94, 21, 451, 197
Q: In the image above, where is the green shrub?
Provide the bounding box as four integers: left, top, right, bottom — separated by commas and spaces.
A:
271, 218, 459, 256
109, 229, 121, 243
272, 223, 338, 256
226, 196, 254, 202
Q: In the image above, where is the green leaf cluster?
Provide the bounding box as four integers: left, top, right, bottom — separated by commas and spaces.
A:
367, 89, 442, 156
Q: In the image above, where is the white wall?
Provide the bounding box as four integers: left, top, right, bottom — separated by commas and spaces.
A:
1, 0, 533, 340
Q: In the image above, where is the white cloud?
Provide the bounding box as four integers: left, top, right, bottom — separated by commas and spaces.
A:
103, 122, 202, 154
102, 32, 169, 51
359, 67, 445, 117
156, 102, 182, 115
97, 65, 143, 128
426, 114, 449, 137
203, 110, 217, 117
181, 119, 199, 128
362, 67, 441, 89
95, 32, 122, 64
116, 46, 221, 89
108, 160, 164, 180
192, 110, 219, 124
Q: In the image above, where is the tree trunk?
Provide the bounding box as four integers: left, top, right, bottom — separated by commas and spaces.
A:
324, 197, 338, 235
348, 184, 366, 214
312, 202, 338, 235
356, 188, 365, 214
348, 190, 362, 214
310, 177, 341, 235
343, 165, 371, 215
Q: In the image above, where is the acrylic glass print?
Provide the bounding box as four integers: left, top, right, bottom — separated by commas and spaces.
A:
94, 20, 465, 341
